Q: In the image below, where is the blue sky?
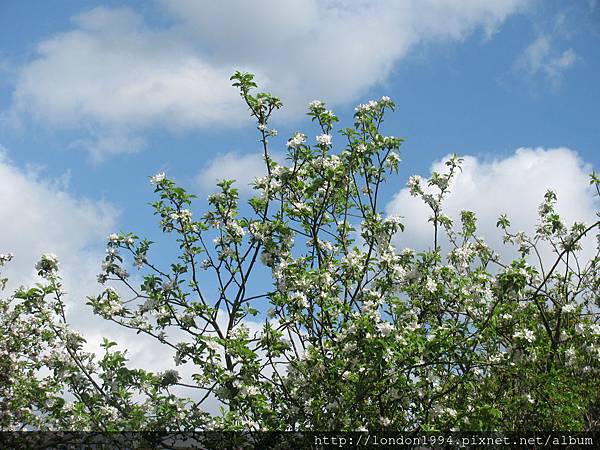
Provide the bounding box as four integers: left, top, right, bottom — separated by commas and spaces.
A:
0, 0, 599, 369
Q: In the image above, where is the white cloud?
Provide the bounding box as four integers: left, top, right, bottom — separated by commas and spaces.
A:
70, 130, 145, 161
195, 151, 267, 194
195, 150, 287, 194
162, 0, 527, 112
0, 146, 117, 296
0, 146, 183, 394
386, 147, 598, 266
6, 1, 528, 158
514, 35, 577, 85
6, 7, 250, 159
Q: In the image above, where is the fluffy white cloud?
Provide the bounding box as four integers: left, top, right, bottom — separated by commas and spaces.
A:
0, 146, 184, 390
386, 147, 598, 266
514, 35, 577, 85
0, 146, 116, 295
195, 150, 287, 194
6, 7, 250, 160
195, 151, 267, 194
163, 0, 527, 111
6, 1, 528, 158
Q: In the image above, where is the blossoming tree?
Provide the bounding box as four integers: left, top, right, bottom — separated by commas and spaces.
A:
1, 72, 599, 432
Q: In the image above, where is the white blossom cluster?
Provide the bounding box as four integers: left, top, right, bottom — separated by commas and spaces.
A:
316, 133, 332, 147
449, 243, 476, 271
0, 252, 14, 266
98, 242, 129, 283
355, 100, 379, 114
315, 154, 342, 171
169, 209, 193, 223
150, 171, 166, 185
308, 100, 324, 110
93, 286, 124, 318
106, 233, 135, 246
513, 328, 536, 343
289, 291, 309, 309
286, 132, 306, 149
35, 253, 60, 276
384, 151, 401, 168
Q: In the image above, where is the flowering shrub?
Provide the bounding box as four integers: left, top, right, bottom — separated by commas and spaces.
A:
1, 72, 599, 432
